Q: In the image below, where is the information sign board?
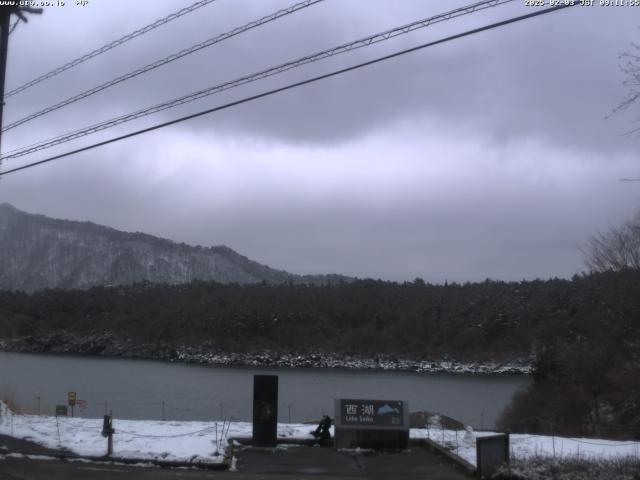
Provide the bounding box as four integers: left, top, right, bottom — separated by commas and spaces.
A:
55, 405, 68, 416
339, 399, 405, 427
334, 398, 409, 450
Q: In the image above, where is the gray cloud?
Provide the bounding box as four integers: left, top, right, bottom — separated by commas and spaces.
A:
1, 0, 639, 282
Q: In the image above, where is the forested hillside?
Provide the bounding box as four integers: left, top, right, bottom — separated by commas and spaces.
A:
0, 271, 637, 361
0, 203, 349, 291
0, 271, 638, 437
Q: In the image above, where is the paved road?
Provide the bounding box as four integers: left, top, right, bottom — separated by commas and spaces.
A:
0, 434, 472, 479
235, 445, 472, 479
0, 449, 472, 479
0, 434, 65, 456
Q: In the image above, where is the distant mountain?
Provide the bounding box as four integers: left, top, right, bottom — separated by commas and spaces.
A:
0, 203, 351, 292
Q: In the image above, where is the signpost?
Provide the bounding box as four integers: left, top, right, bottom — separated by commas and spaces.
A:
55, 405, 68, 417
334, 398, 409, 450
68, 391, 76, 417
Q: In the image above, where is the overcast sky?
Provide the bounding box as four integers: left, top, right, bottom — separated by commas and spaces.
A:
0, 0, 639, 283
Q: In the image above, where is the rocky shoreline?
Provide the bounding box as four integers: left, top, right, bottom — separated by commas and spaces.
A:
0, 332, 533, 375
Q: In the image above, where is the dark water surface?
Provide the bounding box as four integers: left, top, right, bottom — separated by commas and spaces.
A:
0, 351, 529, 428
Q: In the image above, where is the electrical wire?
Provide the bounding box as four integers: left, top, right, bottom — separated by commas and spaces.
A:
3, 0, 220, 99
510, 433, 639, 446
117, 425, 220, 438
2, 0, 325, 132
568, 438, 639, 447
0, 3, 577, 178
0, 0, 514, 159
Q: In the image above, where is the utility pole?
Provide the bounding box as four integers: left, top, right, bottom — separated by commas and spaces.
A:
0, 3, 42, 157
0, 6, 11, 155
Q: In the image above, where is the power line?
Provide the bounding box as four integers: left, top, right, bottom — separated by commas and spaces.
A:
0, 5, 42, 161
0, 3, 577, 178
2, 0, 325, 132
3, 0, 219, 99
1, 0, 515, 160
567, 438, 639, 447
118, 426, 220, 438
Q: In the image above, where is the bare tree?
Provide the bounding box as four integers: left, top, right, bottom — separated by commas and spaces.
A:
610, 34, 640, 132
583, 211, 640, 272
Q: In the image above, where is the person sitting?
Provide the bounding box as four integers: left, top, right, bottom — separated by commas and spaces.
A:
311, 415, 332, 440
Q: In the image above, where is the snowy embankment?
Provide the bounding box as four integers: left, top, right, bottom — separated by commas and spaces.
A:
2, 402, 638, 468
175, 350, 533, 375
413, 427, 640, 467
0, 334, 533, 375
0, 401, 314, 464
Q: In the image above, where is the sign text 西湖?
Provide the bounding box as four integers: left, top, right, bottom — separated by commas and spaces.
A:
339, 399, 404, 427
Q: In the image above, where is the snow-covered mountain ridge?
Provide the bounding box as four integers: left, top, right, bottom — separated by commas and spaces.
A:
0, 203, 350, 292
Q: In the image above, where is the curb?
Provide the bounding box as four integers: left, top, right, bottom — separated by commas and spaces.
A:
1, 449, 230, 470
82, 454, 230, 470
419, 438, 476, 477
229, 436, 333, 448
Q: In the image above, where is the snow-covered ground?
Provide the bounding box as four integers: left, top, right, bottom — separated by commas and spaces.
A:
0, 401, 315, 465
1, 401, 638, 467
413, 427, 640, 467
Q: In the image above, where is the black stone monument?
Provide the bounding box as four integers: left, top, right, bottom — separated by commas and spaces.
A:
252, 375, 278, 446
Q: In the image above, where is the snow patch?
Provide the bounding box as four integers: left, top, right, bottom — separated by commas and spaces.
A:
2, 401, 636, 468
414, 428, 640, 467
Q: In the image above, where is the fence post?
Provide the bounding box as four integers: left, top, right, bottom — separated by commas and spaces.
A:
55, 414, 61, 448
455, 429, 459, 455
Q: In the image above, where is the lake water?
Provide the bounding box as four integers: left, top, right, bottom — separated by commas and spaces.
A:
0, 352, 530, 428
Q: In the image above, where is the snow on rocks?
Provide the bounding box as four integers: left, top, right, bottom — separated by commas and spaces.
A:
1, 334, 533, 375
174, 349, 533, 375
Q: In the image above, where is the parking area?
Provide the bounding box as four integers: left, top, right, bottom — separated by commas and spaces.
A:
233, 444, 472, 479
